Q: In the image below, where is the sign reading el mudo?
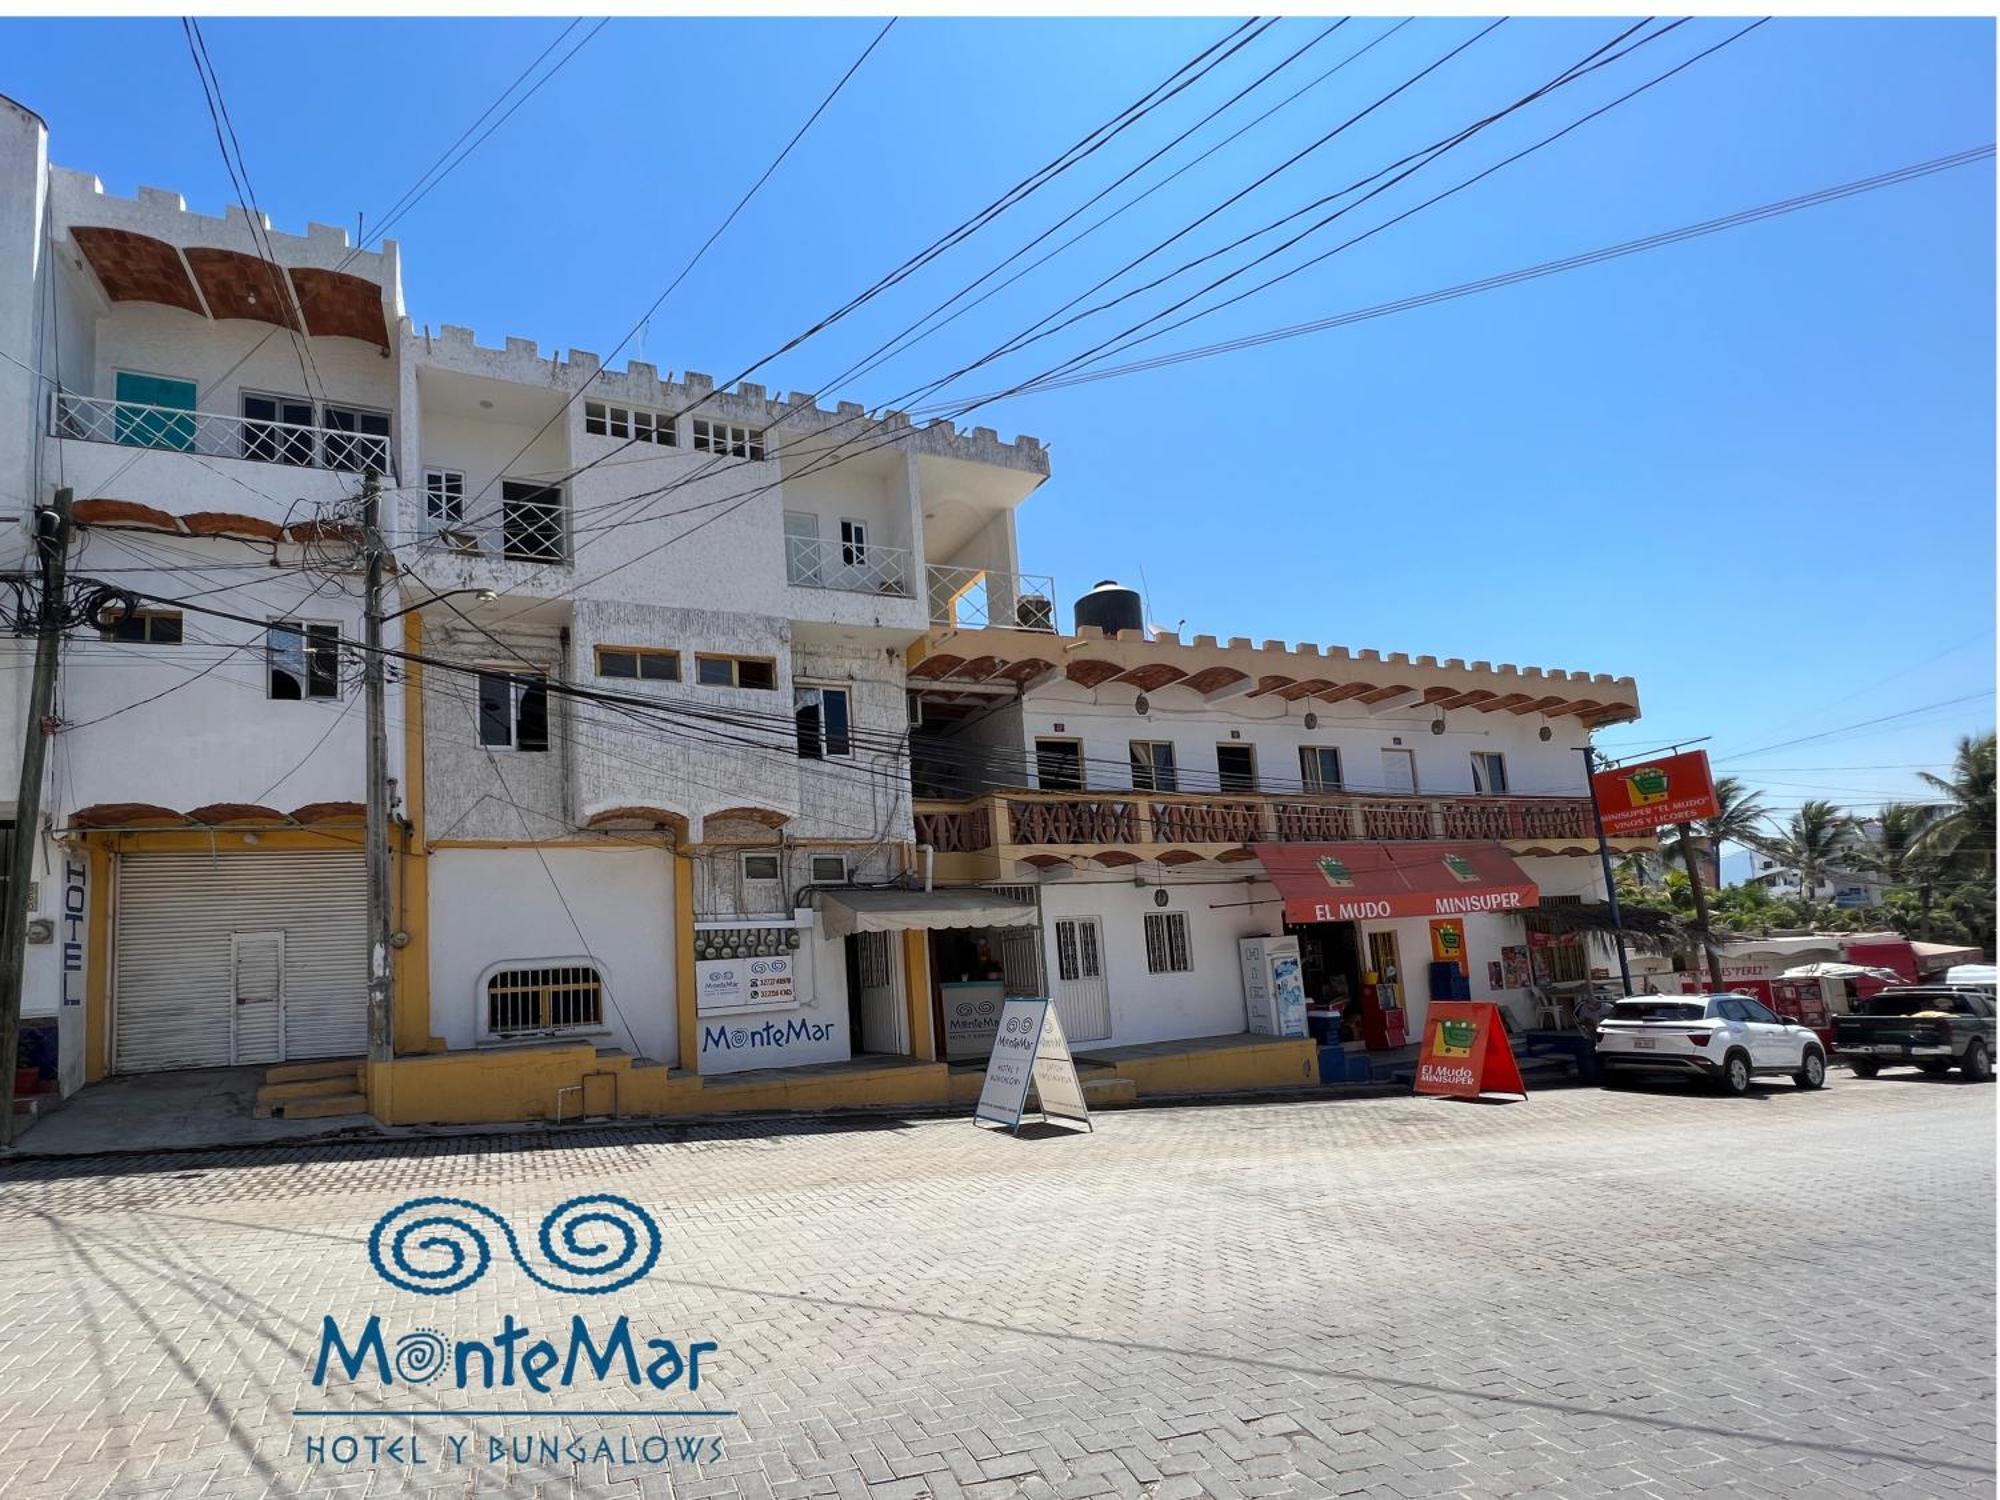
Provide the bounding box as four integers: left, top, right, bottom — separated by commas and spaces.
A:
1591, 749, 1721, 837
974, 997, 1092, 1134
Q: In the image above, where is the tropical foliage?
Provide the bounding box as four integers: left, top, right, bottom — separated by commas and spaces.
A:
1657, 733, 1996, 955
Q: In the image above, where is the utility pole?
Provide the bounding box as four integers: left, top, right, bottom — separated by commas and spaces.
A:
1578, 744, 1633, 997
1676, 823, 1726, 991
362, 469, 393, 1066
0, 486, 72, 1148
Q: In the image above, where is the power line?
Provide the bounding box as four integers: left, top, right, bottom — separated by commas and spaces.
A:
1714, 694, 1997, 764
466, 16, 1281, 540
444, 17, 893, 536
912, 143, 1997, 407
484, 19, 1741, 607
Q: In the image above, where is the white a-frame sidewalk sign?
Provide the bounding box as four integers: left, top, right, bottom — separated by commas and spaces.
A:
974, 997, 1093, 1133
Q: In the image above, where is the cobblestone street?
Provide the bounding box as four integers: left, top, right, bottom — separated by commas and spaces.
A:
0, 1073, 1992, 1499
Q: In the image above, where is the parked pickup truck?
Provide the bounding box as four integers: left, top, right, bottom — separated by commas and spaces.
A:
1833, 987, 1995, 1081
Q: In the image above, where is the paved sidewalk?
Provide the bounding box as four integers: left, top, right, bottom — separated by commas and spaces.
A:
0, 1074, 1992, 1498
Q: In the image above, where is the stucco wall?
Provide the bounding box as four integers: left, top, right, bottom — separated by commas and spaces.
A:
55, 550, 381, 817
426, 845, 677, 1063
421, 617, 569, 841
1038, 873, 1273, 1048
979, 677, 1593, 798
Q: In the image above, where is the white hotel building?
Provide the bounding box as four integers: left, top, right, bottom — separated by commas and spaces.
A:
1, 96, 1649, 1125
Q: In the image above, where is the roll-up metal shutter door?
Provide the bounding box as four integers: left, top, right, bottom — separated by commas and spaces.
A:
114, 851, 368, 1072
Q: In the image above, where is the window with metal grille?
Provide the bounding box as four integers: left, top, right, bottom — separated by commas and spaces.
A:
501, 480, 567, 562
857, 931, 894, 989
1144, 911, 1192, 974
424, 467, 465, 525
1055, 917, 1101, 983
691, 417, 765, 460
484, 963, 604, 1036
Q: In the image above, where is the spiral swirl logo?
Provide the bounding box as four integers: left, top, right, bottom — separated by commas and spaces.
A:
392, 1329, 450, 1384
366, 1194, 663, 1297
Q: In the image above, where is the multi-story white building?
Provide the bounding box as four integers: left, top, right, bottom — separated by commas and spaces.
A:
2, 96, 1650, 1125
0, 98, 1049, 1121
908, 595, 1648, 1068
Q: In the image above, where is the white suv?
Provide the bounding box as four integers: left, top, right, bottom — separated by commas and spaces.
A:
1595, 993, 1828, 1095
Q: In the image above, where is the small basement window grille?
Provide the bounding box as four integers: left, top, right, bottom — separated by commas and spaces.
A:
485, 963, 604, 1036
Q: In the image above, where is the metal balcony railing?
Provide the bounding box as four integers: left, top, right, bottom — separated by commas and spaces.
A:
913, 788, 1602, 855
53, 391, 393, 478
786, 534, 913, 597
927, 564, 1058, 632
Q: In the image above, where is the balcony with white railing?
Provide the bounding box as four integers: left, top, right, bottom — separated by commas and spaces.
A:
786, 533, 913, 597
927, 564, 1058, 633
53, 390, 394, 480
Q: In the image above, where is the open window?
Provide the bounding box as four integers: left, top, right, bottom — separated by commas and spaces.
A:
477, 670, 549, 751
795, 686, 852, 759
268, 620, 340, 700
1035, 738, 1084, 791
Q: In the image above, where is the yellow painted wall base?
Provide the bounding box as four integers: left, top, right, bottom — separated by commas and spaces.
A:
366, 1049, 957, 1126
1095, 1038, 1320, 1096
364, 1035, 1318, 1128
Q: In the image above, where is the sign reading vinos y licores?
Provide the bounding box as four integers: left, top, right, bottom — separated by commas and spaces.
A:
1591, 749, 1721, 837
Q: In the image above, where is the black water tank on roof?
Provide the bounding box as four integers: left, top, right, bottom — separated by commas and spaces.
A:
1074, 579, 1144, 637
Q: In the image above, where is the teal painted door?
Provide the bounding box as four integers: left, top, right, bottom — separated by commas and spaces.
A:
113, 371, 198, 451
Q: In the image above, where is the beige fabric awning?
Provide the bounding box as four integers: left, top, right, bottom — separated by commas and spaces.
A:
817, 888, 1037, 939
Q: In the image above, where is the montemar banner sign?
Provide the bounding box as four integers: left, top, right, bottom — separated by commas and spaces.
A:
1592, 749, 1721, 837
973, 998, 1092, 1134
1413, 1001, 1526, 1101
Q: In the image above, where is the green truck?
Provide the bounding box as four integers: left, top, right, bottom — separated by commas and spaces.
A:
1833, 987, 1995, 1081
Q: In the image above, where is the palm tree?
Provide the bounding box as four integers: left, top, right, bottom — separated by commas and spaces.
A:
1913, 732, 1996, 879
1758, 799, 1857, 902
1854, 801, 1943, 890
1660, 776, 1771, 878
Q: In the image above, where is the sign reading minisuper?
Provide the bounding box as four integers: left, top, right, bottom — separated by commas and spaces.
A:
1591, 749, 1721, 837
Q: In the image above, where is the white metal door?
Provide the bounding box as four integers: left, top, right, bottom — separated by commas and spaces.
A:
855, 931, 906, 1054
1381, 748, 1418, 794
114, 851, 368, 1072
1052, 916, 1112, 1043
230, 930, 285, 1065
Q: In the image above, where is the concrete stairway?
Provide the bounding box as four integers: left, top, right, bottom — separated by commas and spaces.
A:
254, 1058, 369, 1119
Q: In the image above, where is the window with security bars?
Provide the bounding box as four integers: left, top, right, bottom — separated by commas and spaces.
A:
1055, 918, 1100, 983
1143, 911, 1192, 974
424, 468, 465, 526
485, 964, 605, 1035
501, 480, 567, 562
857, 931, 894, 990
691, 417, 765, 460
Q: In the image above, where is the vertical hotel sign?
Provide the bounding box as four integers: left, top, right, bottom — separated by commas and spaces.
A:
1591, 750, 1721, 837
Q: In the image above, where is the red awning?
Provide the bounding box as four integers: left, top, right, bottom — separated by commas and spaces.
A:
1256, 843, 1540, 924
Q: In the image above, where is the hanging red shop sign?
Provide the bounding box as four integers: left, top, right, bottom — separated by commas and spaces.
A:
1592, 750, 1720, 837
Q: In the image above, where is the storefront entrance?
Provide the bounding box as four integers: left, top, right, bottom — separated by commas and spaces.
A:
1289, 919, 1361, 1042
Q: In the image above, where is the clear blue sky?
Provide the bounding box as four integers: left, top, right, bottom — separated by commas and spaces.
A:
6, 16, 1993, 867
